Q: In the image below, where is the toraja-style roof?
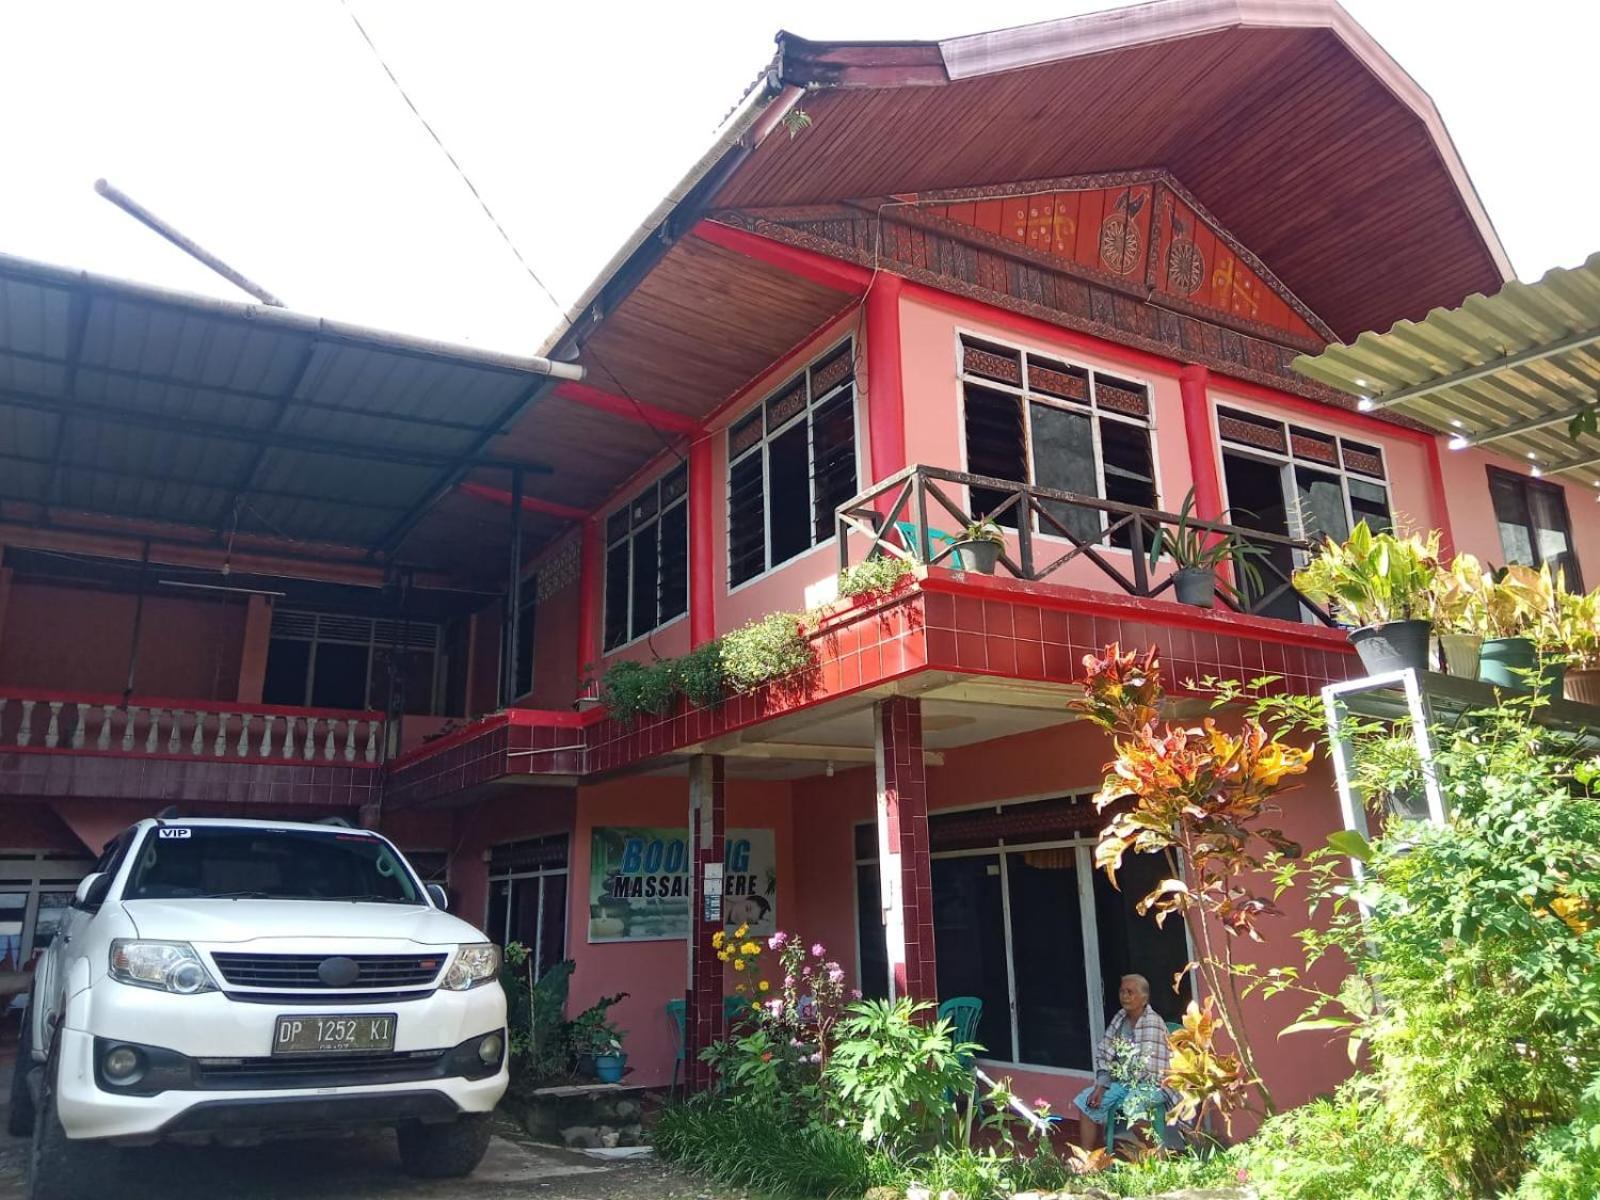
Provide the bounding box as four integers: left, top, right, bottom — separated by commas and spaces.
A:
548, 0, 1509, 364
1295, 253, 1600, 487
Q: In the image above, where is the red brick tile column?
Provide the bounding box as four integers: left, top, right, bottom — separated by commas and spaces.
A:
874, 696, 937, 1002
686, 754, 727, 1089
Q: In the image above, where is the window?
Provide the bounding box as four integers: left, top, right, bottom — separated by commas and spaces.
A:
853, 797, 1192, 1071
0, 850, 102, 969
485, 835, 568, 982
728, 342, 858, 587
262, 610, 440, 715
1489, 467, 1582, 590
959, 337, 1157, 547
604, 466, 688, 650
1216, 409, 1394, 621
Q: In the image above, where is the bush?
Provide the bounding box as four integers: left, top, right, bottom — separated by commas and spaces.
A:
825, 998, 976, 1151
1514, 1071, 1600, 1200
720, 611, 813, 692
838, 555, 914, 599
599, 658, 676, 720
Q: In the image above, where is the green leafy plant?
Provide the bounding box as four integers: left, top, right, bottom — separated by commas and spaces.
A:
838, 554, 916, 599
567, 990, 629, 1058
1147, 487, 1269, 598
960, 516, 1005, 544
825, 998, 977, 1151
673, 640, 725, 708
599, 658, 676, 721
1291, 521, 1441, 627
1515, 1069, 1600, 1200
719, 611, 813, 692
500, 947, 575, 1092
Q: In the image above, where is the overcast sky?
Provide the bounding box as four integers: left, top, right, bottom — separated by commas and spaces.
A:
2, 1, 1594, 355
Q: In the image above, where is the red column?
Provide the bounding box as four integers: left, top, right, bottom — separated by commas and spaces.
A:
1424, 435, 1458, 559
1179, 365, 1224, 522
874, 696, 937, 1002
689, 435, 716, 647
866, 274, 907, 484
574, 518, 601, 693
686, 754, 727, 1089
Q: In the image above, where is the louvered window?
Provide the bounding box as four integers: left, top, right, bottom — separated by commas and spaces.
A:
262, 609, 440, 715
727, 341, 858, 588
603, 465, 689, 651
959, 337, 1155, 547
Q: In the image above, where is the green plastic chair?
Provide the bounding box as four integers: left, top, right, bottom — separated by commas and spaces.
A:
667, 996, 759, 1093
937, 995, 984, 1063
1105, 1019, 1182, 1151
894, 521, 967, 569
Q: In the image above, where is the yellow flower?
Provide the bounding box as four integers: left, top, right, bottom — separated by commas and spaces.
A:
734, 924, 749, 938
717, 949, 731, 962
758, 979, 770, 992
751, 1001, 761, 1011
735, 983, 746, 994
740, 941, 760, 957
733, 959, 746, 971
711, 931, 725, 949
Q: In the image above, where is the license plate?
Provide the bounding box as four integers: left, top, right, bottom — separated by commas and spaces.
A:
272, 1013, 397, 1055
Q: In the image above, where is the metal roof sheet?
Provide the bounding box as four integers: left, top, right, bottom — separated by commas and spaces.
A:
0, 251, 578, 557
1294, 253, 1600, 487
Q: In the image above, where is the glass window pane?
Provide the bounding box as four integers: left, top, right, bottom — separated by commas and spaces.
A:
1529, 485, 1583, 590
486, 878, 510, 948
310, 641, 369, 710
1490, 471, 1536, 565
811, 390, 857, 543
1092, 852, 1193, 1025
0, 893, 25, 970
1029, 401, 1099, 543
658, 503, 688, 625
629, 522, 660, 642
728, 452, 767, 586
931, 855, 1012, 1061
1295, 467, 1350, 543
1098, 416, 1157, 549
603, 543, 631, 650
1006, 849, 1091, 1069
1348, 478, 1392, 534
537, 874, 567, 980
855, 863, 890, 1001
964, 385, 1026, 529
262, 638, 311, 706
768, 422, 812, 566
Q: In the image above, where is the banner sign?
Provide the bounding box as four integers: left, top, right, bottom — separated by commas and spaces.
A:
587, 827, 777, 943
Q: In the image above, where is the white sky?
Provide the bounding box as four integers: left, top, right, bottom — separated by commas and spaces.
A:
1, 1, 1595, 355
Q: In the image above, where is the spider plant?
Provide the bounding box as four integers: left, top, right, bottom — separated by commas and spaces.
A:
1147, 488, 1269, 604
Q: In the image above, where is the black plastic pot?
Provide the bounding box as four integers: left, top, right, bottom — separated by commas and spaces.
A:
1172, 567, 1217, 609
955, 538, 1002, 574
1348, 619, 1432, 675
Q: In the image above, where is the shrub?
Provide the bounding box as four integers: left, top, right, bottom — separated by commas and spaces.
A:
599, 658, 676, 720
825, 998, 976, 1151
720, 611, 813, 692
673, 640, 725, 708
838, 555, 915, 599
1514, 1070, 1600, 1200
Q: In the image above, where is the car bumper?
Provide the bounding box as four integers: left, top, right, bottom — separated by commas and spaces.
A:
56, 981, 508, 1142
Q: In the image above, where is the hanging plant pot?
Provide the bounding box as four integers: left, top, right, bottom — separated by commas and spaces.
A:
1478, 636, 1537, 689
1437, 633, 1483, 678
1564, 667, 1600, 706
952, 539, 1002, 575
593, 1052, 628, 1084
1348, 619, 1432, 675
1172, 567, 1217, 609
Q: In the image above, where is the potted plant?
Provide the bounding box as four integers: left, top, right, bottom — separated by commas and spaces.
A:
1292, 523, 1441, 674
1428, 553, 1488, 677
1146, 488, 1269, 610
591, 1033, 628, 1085
1478, 564, 1565, 698
952, 516, 1006, 575
566, 991, 629, 1081
1555, 587, 1600, 705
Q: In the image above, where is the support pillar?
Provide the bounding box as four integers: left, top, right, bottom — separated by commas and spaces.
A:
1178, 365, 1224, 523
689, 436, 716, 648
866, 274, 907, 485
237, 594, 272, 704
874, 696, 937, 1002
574, 518, 602, 692
686, 754, 727, 1089
500, 468, 524, 708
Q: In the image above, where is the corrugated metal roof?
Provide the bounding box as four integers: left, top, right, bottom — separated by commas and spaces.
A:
1294, 253, 1600, 486
0, 251, 579, 557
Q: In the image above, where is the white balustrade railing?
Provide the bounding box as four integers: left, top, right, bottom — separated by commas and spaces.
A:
0, 695, 383, 765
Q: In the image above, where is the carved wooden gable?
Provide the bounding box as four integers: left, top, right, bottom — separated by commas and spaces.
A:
914, 175, 1328, 346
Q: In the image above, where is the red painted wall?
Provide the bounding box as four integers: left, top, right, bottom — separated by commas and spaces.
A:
0, 582, 247, 700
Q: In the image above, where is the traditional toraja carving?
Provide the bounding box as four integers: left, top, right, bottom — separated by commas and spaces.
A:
535, 534, 580, 603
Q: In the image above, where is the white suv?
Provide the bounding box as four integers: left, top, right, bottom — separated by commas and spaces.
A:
8, 817, 507, 1200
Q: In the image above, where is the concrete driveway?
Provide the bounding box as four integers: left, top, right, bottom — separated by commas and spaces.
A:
0, 1058, 716, 1200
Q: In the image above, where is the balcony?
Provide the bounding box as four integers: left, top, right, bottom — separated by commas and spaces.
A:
835, 464, 1334, 626
0, 688, 385, 810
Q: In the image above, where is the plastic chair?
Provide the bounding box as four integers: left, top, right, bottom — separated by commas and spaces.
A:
894, 521, 967, 569
937, 995, 984, 1062
1105, 1019, 1182, 1151
666, 996, 761, 1092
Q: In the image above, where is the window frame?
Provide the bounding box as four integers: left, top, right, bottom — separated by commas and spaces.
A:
484, 834, 570, 983
0, 849, 96, 968
852, 790, 1196, 1077
725, 338, 862, 594
1486, 465, 1583, 590
601, 464, 690, 654
953, 329, 1162, 553
263, 610, 442, 715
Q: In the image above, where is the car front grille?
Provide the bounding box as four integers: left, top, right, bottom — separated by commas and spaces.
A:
192, 1049, 448, 1090
210, 953, 446, 990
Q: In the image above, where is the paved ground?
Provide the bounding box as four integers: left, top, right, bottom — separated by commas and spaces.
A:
0, 1055, 732, 1200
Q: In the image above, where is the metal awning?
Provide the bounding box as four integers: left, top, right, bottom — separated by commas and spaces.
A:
0, 251, 579, 557
1294, 252, 1600, 486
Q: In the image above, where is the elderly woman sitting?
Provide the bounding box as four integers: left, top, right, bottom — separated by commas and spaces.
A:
1075, 973, 1177, 1151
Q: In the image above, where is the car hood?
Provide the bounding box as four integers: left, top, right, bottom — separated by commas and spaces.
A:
121, 899, 486, 946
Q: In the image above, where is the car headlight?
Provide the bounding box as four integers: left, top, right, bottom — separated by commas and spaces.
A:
442, 943, 500, 991
109, 940, 218, 995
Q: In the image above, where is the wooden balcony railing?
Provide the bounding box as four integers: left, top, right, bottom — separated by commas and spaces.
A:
0, 689, 385, 766
836, 464, 1335, 626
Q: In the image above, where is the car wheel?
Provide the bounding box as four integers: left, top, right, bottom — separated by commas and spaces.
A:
25, 1040, 118, 1200
395, 1114, 492, 1179
6, 1000, 36, 1138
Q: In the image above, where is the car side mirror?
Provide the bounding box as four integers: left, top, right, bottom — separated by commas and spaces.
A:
73, 872, 111, 912
426, 883, 449, 910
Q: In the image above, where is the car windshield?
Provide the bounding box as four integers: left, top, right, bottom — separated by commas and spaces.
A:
122, 827, 424, 904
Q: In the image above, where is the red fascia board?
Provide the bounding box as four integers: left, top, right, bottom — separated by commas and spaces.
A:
457, 481, 588, 523
691, 220, 872, 294
552, 381, 700, 435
